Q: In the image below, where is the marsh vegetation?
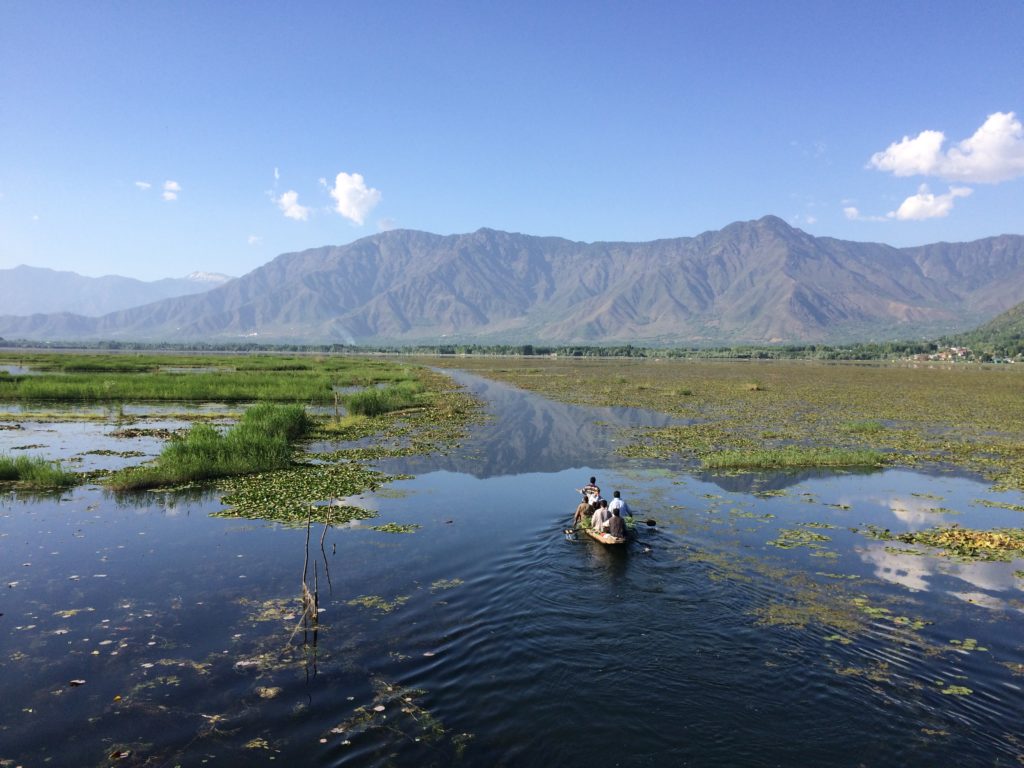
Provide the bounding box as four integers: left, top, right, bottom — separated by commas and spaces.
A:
107, 403, 312, 490
0, 452, 76, 487
431, 356, 1024, 490
0, 352, 415, 403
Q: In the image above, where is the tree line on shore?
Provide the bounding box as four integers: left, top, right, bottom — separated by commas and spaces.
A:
1, 337, 1019, 361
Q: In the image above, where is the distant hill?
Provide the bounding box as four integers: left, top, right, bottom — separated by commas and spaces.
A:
0, 266, 234, 316
953, 299, 1024, 356
0, 217, 1022, 345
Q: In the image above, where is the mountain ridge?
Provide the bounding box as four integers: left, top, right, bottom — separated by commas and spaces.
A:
0, 265, 234, 317
1, 216, 1022, 345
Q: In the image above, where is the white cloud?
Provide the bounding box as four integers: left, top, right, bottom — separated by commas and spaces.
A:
247, 234, 262, 245
135, 181, 152, 191
377, 217, 397, 231
329, 171, 381, 225
870, 111, 1024, 184
273, 167, 280, 182
887, 184, 972, 220
843, 206, 886, 222
162, 180, 181, 201
276, 190, 310, 221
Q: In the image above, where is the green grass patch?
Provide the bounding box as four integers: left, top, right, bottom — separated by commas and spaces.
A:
107, 403, 311, 491
342, 381, 424, 416
842, 420, 885, 434
0, 453, 77, 488
702, 446, 884, 470
319, 413, 374, 438
0, 353, 419, 403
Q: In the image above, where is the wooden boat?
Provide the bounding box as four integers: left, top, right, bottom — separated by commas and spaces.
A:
582, 526, 628, 545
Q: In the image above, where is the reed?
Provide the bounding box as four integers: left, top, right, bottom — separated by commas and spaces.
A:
107, 403, 311, 491
342, 381, 424, 416
0, 453, 77, 487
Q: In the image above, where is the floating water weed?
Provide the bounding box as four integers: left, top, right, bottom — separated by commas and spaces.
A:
430, 578, 464, 592
939, 685, 972, 696
217, 463, 391, 524
949, 638, 988, 652
370, 523, 419, 533
894, 525, 1024, 562
347, 595, 409, 613
768, 528, 832, 550
325, 678, 455, 749
972, 499, 1024, 513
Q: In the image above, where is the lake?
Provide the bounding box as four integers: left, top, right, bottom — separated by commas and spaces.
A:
2, 370, 1023, 766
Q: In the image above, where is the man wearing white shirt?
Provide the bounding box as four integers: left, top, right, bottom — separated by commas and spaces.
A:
608, 490, 631, 518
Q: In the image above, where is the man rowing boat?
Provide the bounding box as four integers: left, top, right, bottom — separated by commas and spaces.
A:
577, 476, 600, 503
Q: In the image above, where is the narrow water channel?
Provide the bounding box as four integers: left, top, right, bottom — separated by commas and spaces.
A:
1, 371, 1023, 766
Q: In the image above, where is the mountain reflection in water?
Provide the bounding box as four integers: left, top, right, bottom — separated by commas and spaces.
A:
378, 370, 686, 478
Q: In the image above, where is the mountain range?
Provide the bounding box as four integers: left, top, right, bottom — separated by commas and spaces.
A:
1, 216, 1022, 345
0, 266, 233, 317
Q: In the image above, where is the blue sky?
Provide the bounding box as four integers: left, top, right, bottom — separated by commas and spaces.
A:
2, 1, 1022, 280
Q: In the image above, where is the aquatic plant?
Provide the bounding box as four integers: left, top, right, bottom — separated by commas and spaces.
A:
0, 452, 77, 488
432, 356, 1024, 490
703, 446, 884, 470
894, 524, 1024, 562
768, 528, 832, 550
216, 465, 390, 524
107, 403, 311, 490
842, 419, 885, 433
342, 381, 424, 416
370, 522, 420, 533
0, 353, 419, 403
347, 594, 410, 613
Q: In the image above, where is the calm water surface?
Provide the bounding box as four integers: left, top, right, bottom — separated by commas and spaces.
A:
1, 372, 1023, 766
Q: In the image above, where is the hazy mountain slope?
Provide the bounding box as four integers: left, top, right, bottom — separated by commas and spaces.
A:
953, 298, 1024, 354
902, 235, 1024, 316
0, 217, 1021, 344
0, 266, 233, 316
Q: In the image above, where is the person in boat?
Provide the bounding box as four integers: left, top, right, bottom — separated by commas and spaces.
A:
607, 507, 626, 539
573, 494, 591, 527
578, 476, 600, 503
608, 490, 632, 518
591, 499, 612, 532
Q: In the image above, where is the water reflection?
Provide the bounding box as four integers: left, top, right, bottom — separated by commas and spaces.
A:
0, 364, 36, 375
859, 542, 933, 591
859, 541, 1022, 597
698, 466, 880, 494
378, 370, 686, 478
